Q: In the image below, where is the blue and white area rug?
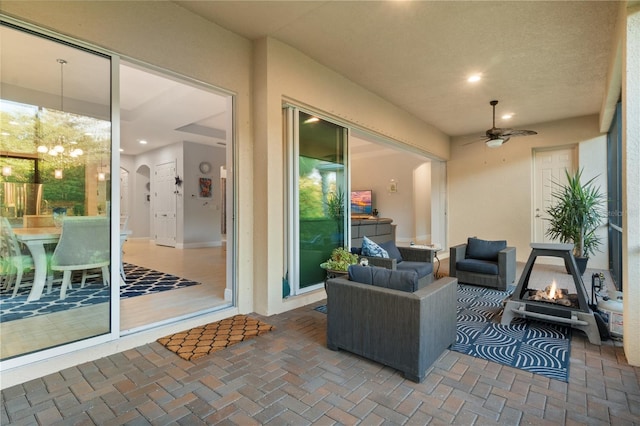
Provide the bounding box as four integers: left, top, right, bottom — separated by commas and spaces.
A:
452, 284, 571, 382
0, 263, 201, 323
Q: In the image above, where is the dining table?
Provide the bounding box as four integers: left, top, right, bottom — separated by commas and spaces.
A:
13, 226, 131, 301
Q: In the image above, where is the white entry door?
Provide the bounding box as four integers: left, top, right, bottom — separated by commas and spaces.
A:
533, 147, 576, 243
154, 161, 177, 247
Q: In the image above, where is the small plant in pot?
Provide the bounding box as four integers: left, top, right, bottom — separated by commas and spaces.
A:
544, 168, 605, 274
320, 247, 359, 275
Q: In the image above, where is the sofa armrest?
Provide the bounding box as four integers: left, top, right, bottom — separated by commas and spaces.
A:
498, 246, 516, 285
449, 244, 467, 277
397, 246, 434, 263
360, 255, 397, 269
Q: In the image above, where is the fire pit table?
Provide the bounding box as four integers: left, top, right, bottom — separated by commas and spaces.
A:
501, 243, 601, 345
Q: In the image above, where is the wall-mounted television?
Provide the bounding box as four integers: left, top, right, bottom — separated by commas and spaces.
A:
351, 189, 373, 215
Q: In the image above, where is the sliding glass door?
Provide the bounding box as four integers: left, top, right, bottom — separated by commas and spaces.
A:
285, 108, 348, 294
1, 23, 112, 360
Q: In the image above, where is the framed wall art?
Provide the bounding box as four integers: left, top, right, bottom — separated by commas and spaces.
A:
199, 177, 213, 198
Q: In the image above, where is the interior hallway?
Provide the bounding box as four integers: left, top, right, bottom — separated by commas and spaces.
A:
2, 263, 638, 424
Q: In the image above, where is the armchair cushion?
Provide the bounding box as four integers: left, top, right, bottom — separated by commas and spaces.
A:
466, 237, 507, 261
396, 261, 433, 279
348, 265, 418, 292
456, 258, 500, 275
361, 236, 389, 258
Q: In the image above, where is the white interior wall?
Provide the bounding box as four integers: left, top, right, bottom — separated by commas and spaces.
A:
430, 161, 447, 250
449, 115, 608, 269
413, 163, 431, 245
181, 142, 226, 248
350, 152, 426, 242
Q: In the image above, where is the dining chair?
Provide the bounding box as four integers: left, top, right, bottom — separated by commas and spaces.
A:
49, 216, 110, 299
0, 217, 35, 297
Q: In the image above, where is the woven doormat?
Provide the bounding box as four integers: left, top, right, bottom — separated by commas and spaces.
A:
157, 315, 275, 361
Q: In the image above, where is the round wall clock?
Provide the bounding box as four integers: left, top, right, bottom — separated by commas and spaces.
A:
199, 161, 212, 174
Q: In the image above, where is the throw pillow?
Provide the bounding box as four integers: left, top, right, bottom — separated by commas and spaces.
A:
361, 236, 389, 258
379, 240, 403, 263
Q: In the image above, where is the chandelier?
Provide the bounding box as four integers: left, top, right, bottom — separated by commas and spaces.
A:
36, 59, 83, 178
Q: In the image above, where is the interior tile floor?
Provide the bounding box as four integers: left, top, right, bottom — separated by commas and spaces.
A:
2, 263, 639, 425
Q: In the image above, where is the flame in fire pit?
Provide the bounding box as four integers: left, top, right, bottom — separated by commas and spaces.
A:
547, 280, 558, 299
529, 279, 574, 307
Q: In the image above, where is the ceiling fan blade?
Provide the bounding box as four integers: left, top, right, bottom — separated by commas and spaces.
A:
500, 129, 537, 137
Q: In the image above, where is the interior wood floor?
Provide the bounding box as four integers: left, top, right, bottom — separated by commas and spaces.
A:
120, 239, 228, 331
0, 239, 227, 360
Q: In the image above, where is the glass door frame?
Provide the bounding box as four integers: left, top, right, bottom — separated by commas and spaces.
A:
284, 104, 350, 296
0, 17, 120, 370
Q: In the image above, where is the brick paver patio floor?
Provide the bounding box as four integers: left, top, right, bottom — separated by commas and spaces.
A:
2, 301, 639, 425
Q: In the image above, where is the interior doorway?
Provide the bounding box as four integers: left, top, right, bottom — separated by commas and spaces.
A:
118, 62, 233, 332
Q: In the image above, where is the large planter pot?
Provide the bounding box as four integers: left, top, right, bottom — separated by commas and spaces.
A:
566, 257, 588, 275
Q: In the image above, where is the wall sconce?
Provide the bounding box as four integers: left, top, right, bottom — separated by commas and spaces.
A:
54, 169, 63, 179
388, 179, 397, 193
2, 165, 11, 177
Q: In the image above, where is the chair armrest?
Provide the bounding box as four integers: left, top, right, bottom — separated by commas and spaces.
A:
360, 255, 397, 269
498, 246, 516, 285
449, 244, 467, 277
397, 246, 434, 263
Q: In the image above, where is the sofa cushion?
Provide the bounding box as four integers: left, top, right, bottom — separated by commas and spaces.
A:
456, 258, 500, 275
466, 237, 507, 261
379, 240, 403, 263
348, 265, 418, 292
361, 236, 389, 258
396, 261, 433, 279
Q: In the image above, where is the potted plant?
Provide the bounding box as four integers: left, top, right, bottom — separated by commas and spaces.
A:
320, 246, 359, 279
545, 168, 605, 274
325, 187, 345, 241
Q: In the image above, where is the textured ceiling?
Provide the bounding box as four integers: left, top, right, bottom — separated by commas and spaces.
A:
175, 0, 621, 138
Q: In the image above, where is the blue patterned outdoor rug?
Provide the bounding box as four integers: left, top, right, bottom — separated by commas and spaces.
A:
0, 263, 201, 323
452, 284, 571, 382
119, 263, 201, 298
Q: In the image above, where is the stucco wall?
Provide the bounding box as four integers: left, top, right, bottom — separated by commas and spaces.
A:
449, 115, 609, 270
622, 4, 640, 365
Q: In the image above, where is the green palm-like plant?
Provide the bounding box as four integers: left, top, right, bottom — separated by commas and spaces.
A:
545, 168, 605, 258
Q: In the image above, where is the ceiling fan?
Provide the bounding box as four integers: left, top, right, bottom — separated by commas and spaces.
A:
482, 100, 537, 148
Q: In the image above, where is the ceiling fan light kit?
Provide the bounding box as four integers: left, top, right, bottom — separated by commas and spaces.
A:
480, 100, 537, 148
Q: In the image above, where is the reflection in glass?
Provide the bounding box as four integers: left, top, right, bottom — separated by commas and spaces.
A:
1, 24, 112, 360
297, 112, 347, 288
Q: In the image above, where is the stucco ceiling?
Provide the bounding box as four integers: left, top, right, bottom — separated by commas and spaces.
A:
175, 0, 621, 138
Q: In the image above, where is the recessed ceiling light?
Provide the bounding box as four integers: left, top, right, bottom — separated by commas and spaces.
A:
467, 74, 482, 83
119, 148, 124, 152
502, 114, 513, 120
304, 117, 320, 124
139, 140, 147, 145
